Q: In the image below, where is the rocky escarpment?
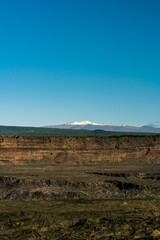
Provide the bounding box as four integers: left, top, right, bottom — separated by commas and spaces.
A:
0, 135, 160, 165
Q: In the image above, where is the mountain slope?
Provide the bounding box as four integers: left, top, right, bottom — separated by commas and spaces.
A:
44, 121, 160, 133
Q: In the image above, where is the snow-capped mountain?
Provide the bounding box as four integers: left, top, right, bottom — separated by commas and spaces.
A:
67, 121, 106, 126
44, 121, 160, 133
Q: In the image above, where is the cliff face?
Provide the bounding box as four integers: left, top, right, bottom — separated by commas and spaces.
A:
0, 135, 160, 165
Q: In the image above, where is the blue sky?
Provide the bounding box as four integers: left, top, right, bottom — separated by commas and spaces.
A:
0, 0, 160, 127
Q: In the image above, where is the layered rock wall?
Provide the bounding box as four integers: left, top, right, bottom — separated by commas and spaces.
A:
0, 136, 160, 164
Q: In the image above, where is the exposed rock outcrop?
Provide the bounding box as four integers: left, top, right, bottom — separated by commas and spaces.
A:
0, 135, 160, 165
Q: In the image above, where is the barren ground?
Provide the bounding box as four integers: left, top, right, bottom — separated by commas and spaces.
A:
0, 164, 160, 239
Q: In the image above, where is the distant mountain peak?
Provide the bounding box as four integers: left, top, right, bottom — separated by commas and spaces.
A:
43, 121, 160, 133
67, 121, 102, 126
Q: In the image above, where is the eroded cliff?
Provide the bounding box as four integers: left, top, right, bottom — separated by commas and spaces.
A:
0, 135, 160, 164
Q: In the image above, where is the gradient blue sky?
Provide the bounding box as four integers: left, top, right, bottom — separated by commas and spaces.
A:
0, 0, 160, 127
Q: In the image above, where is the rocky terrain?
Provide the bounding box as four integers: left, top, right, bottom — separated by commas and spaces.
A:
0, 135, 160, 239
0, 135, 160, 165
0, 164, 160, 201
1, 198, 160, 239
0, 164, 160, 239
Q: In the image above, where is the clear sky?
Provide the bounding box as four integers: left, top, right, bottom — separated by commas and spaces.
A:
0, 0, 160, 127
